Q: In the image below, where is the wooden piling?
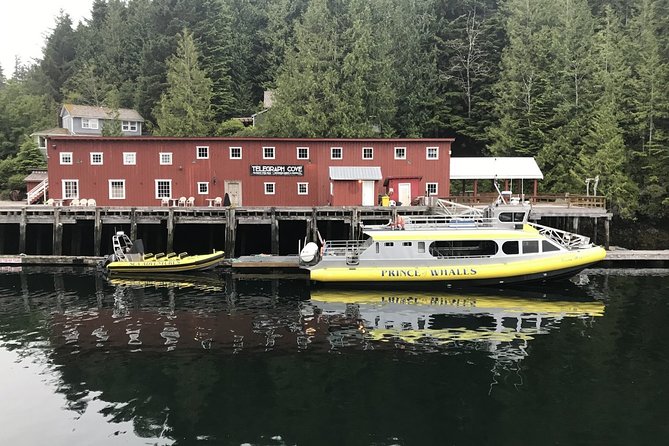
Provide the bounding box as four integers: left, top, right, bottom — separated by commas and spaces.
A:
94, 208, 102, 256
270, 208, 279, 255
52, 208, 62, 256
225, 208, 236, 258
130, 208, 138, 241
19, 208, 26, 253
167, 208, 174, 253
604, 218, 610, 250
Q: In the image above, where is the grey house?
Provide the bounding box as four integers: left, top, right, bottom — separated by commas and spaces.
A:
60, 104, 144, 136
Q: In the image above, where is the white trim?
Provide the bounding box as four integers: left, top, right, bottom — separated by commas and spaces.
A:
362, 146, 373, 160
426, 146, 439, 160
331, 147, 343, 160
62, 179, 79, 199
229, 146, 242, 159
426, 182, 438, 196
108, 179, 126, 200
159, 152, 172, 165
90, 152, 103, 165
197, 182, 209, 194
123, 152, 136, 165
196, 146, 209, 159
263, 146, 275, 160
121, 121, 137, 132
296, 146, 309, 160
297, 182, 309, 195
81, 118, 99, 129
60, 152, 73, 165
155, 179, 172, 199
264, 182, 276, 195
394, 146, 406, 160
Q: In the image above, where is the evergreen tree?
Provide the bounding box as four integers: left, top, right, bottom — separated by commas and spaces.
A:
40, 12, 77, 103
153, 29, 214, 136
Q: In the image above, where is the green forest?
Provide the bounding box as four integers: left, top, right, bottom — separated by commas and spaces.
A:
0, 0, 667, 221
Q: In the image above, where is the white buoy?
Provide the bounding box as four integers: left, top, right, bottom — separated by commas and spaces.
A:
299, 242, 319, 263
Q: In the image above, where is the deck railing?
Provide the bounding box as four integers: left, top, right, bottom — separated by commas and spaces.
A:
439, 193, 606, 208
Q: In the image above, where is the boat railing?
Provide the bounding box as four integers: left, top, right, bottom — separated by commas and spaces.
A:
323, 240, 369, 257
434, 199, 485, 217
363, 215, 505, 230
527, 222, 591, 250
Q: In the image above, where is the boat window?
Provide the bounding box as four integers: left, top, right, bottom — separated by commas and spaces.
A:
429, 240, 498, 258
376, 242, 379, 254
502, 241, 519, 255
384, 242, 394, 247
403, 242, 412, 247
418, 242, 425, 253
522, 240, 539, 254
499, 212, 527, 223
542, 240, 561, 252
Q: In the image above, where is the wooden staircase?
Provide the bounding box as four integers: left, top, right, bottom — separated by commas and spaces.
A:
27, 178, 48, 204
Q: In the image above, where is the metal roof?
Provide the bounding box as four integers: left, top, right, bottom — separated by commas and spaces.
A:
329, 166, 383, 181
60, 104, 145, 122
450, 157, 543, 180
24, 170, 48, 182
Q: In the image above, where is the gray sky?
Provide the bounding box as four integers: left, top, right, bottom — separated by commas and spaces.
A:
0, 0, 93, 79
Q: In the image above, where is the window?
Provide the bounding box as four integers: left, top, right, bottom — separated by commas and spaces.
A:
38, 136, 47, 149
297, 147, 309, 159
542, 240, 561, 252
362, 147, 373, 160
122, 121, 137, 132
502, 241, 519, 255
426, 183, 438, 196
160, 152, 172, 165
90, 152, 103, 165
155, 179, 172, 199
62, 180, 79, 199
499, 212, 527, 223
384, 242, 394, 247
297, 182, 308, 195
522, 240, 539, 254
196, 146, 209, 159
331, 147, 343, 160
426, 146, 439, 160
60, 152, 73, 165
108, 180, 126, 200
403, 242, 412, 247
418, 242, 425, 253
198, 182, 209, 194
394, 147, 406, 160
230, 147, 242, 159
429, 240, 498, 258
264, 182, 275, 195
263, 146, 275, 159
81, 118, 98, 129
123, 152, 136, 165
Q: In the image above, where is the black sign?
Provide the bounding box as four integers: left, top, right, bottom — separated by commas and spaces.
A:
250, 165, 304, 176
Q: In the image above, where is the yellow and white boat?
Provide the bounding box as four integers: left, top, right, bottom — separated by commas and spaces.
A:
299, 202, 605, 285
104, 232, 225, 274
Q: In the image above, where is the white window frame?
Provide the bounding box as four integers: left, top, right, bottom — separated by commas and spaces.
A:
229, 146, 242, 159
394, 146, 407, 160
155, 179, 172, 199
263, 146, 275, 160
426, 182, 438, 196
264, 182, 276, 195
62, 179, 79, 199
331, 147, 343, 160
123, 152, 136, 165
81, 118, 99, 129
196, 146, 209, 159
121, 121, 137, 132
108, 179, 126, 200
159, 152, 173, 165
297, 146, 309, 160
60, 152, 73, 165
90, 152, 103, 165
297, 182, 309, 195
426, 146, 439, 160
197, 182, 209, 195
362, 147, 373, 160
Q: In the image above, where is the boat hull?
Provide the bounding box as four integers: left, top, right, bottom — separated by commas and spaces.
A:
107, 251, 225, 274
308, 246, 606, 285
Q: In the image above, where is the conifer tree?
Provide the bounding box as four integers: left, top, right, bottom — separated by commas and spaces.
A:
153, 29, 214, 137
40, 12, 77, 103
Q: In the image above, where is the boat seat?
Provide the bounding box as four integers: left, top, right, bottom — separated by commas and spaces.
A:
154, 253, 166, 260
143, 253, 154, 260
178, 252, 189, 259
166, 252, 177, 259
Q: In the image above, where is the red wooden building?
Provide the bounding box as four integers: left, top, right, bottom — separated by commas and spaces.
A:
45, 137, 453, 207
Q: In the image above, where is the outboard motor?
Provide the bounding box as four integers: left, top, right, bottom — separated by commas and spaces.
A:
299, 242, 320, 266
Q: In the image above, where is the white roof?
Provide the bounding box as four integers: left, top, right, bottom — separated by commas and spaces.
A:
450, 157, 543, 180
329, 166, 382, 180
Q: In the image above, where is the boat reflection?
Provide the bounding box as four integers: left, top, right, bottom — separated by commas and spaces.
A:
107, 272, 225, 292
306, 288, 605, 361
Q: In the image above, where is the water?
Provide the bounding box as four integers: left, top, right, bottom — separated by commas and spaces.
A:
0, 268, 668, 445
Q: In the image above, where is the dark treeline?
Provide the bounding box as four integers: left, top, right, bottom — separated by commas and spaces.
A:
0, 0, 667, 220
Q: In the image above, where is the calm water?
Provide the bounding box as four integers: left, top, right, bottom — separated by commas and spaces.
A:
0, 268, 668, 446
